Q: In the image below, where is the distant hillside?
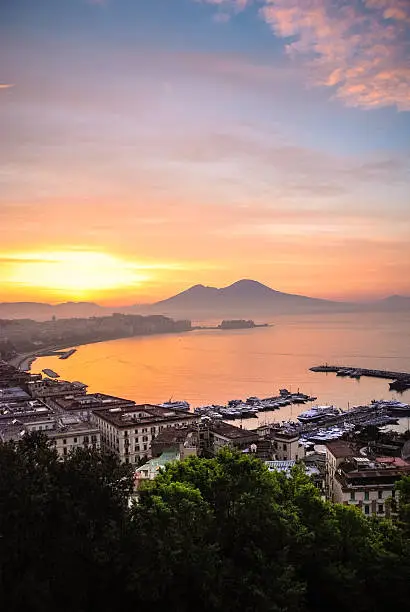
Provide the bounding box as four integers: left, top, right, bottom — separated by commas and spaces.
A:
0, 301, 106, 321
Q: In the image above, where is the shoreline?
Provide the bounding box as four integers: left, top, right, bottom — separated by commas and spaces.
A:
8, 328, 195, 372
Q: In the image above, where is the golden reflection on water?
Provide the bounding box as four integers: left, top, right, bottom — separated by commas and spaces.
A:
33, 312, 410, 429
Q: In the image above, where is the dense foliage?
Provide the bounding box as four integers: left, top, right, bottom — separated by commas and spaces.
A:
1, 434, 410, 612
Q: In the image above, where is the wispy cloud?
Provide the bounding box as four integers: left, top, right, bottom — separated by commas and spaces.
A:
202, 0, 410, 111
259, 0, 410, 111
0, 84, 14, 89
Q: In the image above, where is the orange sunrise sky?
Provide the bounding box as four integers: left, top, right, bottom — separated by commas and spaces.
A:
2, 0, 410, 305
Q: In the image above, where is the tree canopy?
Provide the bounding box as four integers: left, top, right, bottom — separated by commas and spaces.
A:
1, 434, 410, 612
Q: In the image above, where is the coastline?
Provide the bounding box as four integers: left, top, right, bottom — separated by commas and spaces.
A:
8, 328, 195, 372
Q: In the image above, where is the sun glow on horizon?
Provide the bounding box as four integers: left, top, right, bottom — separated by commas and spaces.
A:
0, 251, 151, 300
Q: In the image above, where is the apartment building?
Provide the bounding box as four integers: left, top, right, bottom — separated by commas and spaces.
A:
325, 440, 358, 500
332, 456, 410, 518
91, 404, 200, 463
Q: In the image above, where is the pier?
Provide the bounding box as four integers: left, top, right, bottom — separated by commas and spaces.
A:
310, 365, 410, 392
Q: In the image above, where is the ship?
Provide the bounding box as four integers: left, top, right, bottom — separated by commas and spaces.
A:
160, 400, 190, 412
297, 405, 340, 423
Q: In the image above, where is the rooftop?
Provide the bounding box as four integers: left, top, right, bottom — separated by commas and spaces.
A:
210, 421, 259, 440
326, 440, 358, 459
52, 392, 135, 412
152, 426, 195, 445
92, 404, 199, 428
0, 387, 30, 401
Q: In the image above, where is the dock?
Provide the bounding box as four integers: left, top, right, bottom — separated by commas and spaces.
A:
310, 365, 410, 392
59, 348, 76, 360
42, 369, 59, 378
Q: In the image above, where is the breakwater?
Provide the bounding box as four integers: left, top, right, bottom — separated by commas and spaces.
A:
310, 365, 410, 392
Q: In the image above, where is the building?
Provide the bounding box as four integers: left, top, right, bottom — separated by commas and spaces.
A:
134, 450, 180, 488
268, 427, 306, 462
332, 456, 410, 517
46, 392, 135, 419
325, 440, 358, 500
91, 404, 200, 464
27, 378, 87, 399
205, 422, 258, 455
48, 416, 100, 457
151, 426, 198, 459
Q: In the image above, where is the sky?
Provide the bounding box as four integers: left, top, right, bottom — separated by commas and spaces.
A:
1, 0, 410, 304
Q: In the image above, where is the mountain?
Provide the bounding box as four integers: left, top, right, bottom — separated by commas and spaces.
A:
0, 301, 106, 321
1, 282, 408, 322
147, 279, 357, 318
370, 295, 410, 312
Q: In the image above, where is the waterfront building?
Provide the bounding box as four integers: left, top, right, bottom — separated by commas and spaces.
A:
27, 378, 87, 399
46, 392, 135, 420
91, 404, 200, 463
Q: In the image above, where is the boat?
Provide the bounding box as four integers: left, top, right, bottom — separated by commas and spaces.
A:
371, 399, 410, 413
160, 400, 190, 412
297, 405, 340, 423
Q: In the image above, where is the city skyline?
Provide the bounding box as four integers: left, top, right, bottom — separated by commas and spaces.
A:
2, 0, 410, 305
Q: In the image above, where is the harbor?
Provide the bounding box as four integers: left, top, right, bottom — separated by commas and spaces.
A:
193, 389, 317, 420
189, 391, 410, 444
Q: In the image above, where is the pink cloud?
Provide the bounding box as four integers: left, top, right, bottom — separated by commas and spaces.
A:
259, 0, 410, 111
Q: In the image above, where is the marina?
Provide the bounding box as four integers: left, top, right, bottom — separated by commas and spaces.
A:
193, 389, 317, 420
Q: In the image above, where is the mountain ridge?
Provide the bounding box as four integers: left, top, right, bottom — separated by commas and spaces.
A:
0, 280, 409, 321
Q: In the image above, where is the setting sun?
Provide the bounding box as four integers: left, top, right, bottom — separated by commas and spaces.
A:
1, 251, 150, 300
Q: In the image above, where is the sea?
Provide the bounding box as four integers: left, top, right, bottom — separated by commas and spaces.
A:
32, 311, 410, 431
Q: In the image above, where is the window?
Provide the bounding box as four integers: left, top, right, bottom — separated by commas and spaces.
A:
63, 439, 67, 445
350, 491, 355, 501
364, 491, 369, 501
135, 445, 140, 452
124, 430, 128, 437
74, 437, 77, 443
63, 447, 67, 456
151, 427, 156, 434
283, 444, 287, 451
283, 455, 287, 460
142, 436, 148, 442
125, 457, 129, 464
378, 490, 383, 500
143, 444, 147, 451
295, 454, 298, 461
378, 504, 384, 514
91, 435, 97, 442
142, 428, 147, 433
364, 505, 370, 515
84, 436, 89, 444
135, 429, 138, 434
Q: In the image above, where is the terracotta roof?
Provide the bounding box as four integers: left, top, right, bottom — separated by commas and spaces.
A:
326, 440, 358, 459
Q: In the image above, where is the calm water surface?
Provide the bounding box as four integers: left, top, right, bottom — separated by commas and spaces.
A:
33, 312, 410, 430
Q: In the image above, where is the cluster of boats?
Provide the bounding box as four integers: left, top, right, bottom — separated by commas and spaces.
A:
193, 390, 317, 420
